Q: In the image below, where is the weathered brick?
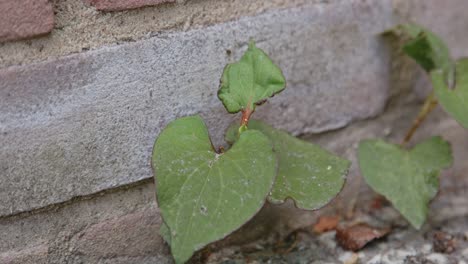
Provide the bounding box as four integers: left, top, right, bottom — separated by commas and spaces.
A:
0, 0, 54, 43
0, 0, 394, 217
0, 243, 48, 264
71, 209, 163, 257
86, 0, 175, 11
0, 182, 172, 264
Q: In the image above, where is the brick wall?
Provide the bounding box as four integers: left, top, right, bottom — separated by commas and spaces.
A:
1, 0, 468, 263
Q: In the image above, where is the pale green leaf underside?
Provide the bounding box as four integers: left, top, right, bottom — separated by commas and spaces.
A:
152, 115, 276, 264
431, 58, 468, 128
358, 137, 452, 229
218, 41, 286, 113
226, 120, 350, 210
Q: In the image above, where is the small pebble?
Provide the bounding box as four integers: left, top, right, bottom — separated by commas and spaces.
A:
462, 247, 468, 258
383, 127, 392, 136
421, 243, 432, 254
318, 231, 337, 250
339, 252, 358, 264
426, 253, 448, 264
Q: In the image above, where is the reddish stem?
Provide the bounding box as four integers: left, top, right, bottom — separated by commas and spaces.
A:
240, 107, 254, 127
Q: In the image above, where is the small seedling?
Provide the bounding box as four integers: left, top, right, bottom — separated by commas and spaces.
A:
152, 41, 350, 263
358, 24, 468, 229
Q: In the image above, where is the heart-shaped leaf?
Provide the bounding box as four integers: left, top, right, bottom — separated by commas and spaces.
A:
152, 115, 276, 263
159, 222, 172, 245
358, 137, 452, 229
218, 41, 286, 114
386, 24, 455, 86
431, 58, 468, 128
226, 120, 350, 210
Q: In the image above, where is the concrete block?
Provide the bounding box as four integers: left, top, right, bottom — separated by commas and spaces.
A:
0, 0, 394, 216
0, 182, 172, 263
71, 209, 163, 257
0, 243, 49, 264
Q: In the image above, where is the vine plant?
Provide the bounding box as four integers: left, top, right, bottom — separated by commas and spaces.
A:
152, 41, 350, 263
358, 24, 468, 229
152, 24, 468, 263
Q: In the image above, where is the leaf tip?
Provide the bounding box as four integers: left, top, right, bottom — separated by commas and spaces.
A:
248, 39, 256, 50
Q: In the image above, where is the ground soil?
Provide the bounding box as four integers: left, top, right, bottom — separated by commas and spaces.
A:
205, 177, 468, 264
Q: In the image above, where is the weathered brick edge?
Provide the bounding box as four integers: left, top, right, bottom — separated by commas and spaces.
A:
0, 0, 54, 43
0, 0, 175, 43
85, 0, 175, 11
0, 182, 173, 264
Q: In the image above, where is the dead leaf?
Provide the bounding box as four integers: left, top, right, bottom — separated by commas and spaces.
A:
313, 215, 340, 233
370, 195, 387, 210
336, 224, 390, 251
433, 231, 456, 253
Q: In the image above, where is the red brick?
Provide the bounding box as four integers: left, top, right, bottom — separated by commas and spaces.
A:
0, 0, 54, 43
86, 0, 175, 12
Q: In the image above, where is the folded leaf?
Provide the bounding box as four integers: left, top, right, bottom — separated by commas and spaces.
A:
431, 58, 468, 128
387, 23, 454, 86
386, 24, 468, 129
218, 41, 286, 113
152, 115, 277, 263
226, 120, 350, 210
358, 137, 452, 229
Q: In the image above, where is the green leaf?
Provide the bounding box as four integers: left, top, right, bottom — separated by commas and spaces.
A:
159, 222, 171, 245
152, 115, 276, 264
226, 120, 350, 210
387, 24, 455, 86
218, 41, 286, 113
388, 24, 468, 129
431, 58, 468, 128
358, 137, 453, 229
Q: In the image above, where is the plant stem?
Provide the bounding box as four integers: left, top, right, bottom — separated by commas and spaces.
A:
401, 92, 438, 146
240, 107, 254, 127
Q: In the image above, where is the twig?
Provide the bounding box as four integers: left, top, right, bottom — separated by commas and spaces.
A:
240, 107, 254, 127
401, 92, 438, 147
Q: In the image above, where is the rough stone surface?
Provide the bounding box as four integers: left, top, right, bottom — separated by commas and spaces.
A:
0, 181, 172, 264
2, 0, 468, 262
1, 73, 467, 264
1, 0, 466, 68
1, 104, 466, 263
0, 243, 49, 264
72, 209, 162, 257
0, 0, 54, 43
86, 0, 175, 11
0, 0, 311, 67
0, 0, 394, 217
394, 0, 468, 59
205, 177, 468, 264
